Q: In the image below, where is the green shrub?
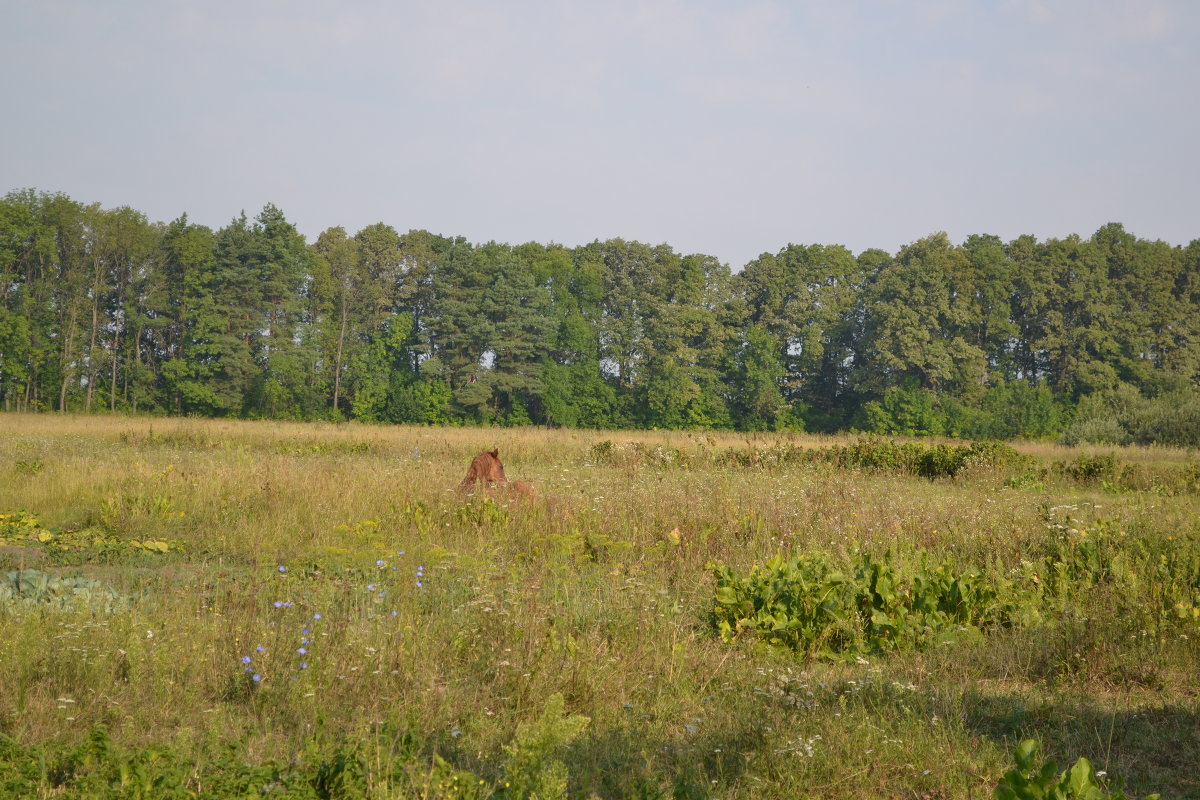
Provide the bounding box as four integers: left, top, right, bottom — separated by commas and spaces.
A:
712, 519, 1200, 658
711, 551, 1033, 656
820, 438, 1027, 479
586, 439, 690, 468
711, 553, 859, 653
1054, 454, 1119, 483
1129, 392, 1200, 448
501, 693, 590, 800
1060, 417, 1131, 447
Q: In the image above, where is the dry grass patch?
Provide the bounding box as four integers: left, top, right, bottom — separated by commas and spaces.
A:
0, 413, 1197, 798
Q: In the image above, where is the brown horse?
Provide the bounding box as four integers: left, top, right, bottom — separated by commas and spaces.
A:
458, 449, 535, 499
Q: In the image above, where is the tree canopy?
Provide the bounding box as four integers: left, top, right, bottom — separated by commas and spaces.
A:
2, 189, 1198, 445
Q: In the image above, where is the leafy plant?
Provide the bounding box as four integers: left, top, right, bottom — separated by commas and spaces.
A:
0, 569, 130, 613
711, 551, 1035, 656
1, 511, 180, 560
1054, 454, 1119, 483
994, 739, 1159, 800
714, 437, 1032, 480
712, 553, 859, 653
587, 439, 691, 469
500, 693, 590, 800
12, 459, 43, 476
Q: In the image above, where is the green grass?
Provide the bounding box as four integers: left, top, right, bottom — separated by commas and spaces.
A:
0, 413, 1196, 798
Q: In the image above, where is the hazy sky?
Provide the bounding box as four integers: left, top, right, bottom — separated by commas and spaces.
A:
3, 0, 1198, 268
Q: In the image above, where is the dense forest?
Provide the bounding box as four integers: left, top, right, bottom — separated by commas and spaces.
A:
2, 188, 1199, 445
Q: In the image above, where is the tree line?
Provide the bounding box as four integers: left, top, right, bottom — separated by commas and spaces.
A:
2, 188, 1199, 444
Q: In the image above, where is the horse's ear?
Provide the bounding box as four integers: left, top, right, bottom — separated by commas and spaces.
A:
490, 449, 499, 458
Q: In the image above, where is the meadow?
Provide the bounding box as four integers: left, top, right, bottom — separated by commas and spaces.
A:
1, 414, 1198, 799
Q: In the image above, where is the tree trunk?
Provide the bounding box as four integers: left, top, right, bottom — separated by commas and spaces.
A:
59, 302, 79, 412
333, 297, 348, 414
86, 255, 107, 417
110, 332, 120, 411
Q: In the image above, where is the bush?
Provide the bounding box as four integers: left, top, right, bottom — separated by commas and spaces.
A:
1129, 391, 1200, 448
586, 440, 690, 468
712, 437, 1031, 480
950, 381, 1064, 440
861, 384, 946, 436
1060, 416, 1131, 447
1054, 454, 1119, 483
1064, 385, 1200, 448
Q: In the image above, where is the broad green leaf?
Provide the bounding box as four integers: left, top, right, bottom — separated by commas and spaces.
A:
1014, 740, 1040, 771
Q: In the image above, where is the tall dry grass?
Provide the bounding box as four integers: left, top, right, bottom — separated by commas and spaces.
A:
1, 412, 1197, 798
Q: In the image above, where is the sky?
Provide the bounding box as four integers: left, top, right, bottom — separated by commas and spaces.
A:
2, 0, 1198, 269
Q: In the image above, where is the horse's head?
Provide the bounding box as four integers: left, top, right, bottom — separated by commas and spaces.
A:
459, 448, 507, 491
478, 449, 507, 484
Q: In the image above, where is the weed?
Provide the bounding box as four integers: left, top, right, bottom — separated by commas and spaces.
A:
0, 569, 130, 614
995, 739, 1160, 799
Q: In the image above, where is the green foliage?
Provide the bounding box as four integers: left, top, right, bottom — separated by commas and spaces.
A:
0, 569, 130, 613
712, 517, 1200, 657
1036, 507, 1200, 625
0, 307, 32, 401
5, 186, 1200, 436
1062, 386, 1200, 448
1053, 454, 1119, 483
716, 437, 1032, 481
711, 551, 1033, 656
0, 510, 181, 560
500, 693, 590, 800
950, 380, 1064, 440
726, 324, 788, 430
0, 510, 44, 535
0, 697, 587, 800
347, 313, 452, 426
1060, 417, 1131, 447
712, 553, 858, 653
861, 383, 946, 436
995, 740, 1159, 800
1128, 390, 1200, 448
586, 439, 691, 469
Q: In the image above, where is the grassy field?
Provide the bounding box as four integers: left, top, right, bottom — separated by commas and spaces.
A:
1, 413, 1198, 799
